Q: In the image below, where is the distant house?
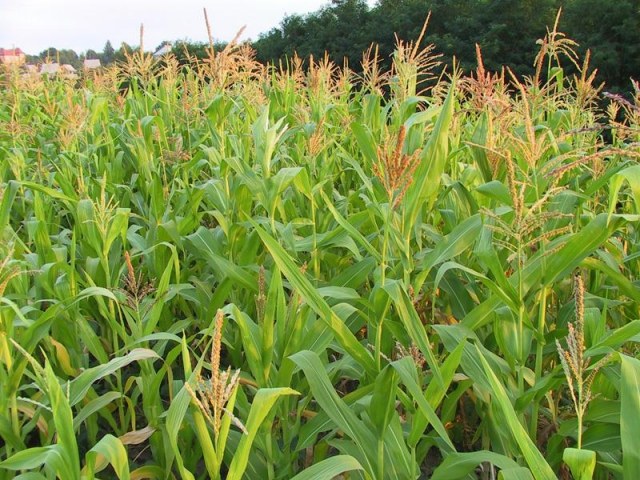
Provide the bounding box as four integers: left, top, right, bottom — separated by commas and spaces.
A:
40, 63, 77, 78
84, 59, 101, 70
153, 43, 172, 58
40, 63, 60, 74
0, 47, 26, 65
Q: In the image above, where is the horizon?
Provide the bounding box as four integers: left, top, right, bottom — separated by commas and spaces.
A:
0, 0, 376, 56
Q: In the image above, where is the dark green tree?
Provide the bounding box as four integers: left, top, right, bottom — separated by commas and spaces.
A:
102, 40, 115, 64
250, 0, 637, 91
38, 47, 80, 68
563, 0, 640, 91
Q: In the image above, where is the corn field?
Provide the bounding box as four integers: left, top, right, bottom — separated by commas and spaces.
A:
1, 26, 640, 480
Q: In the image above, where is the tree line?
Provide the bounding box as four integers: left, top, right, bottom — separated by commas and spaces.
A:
254, 0, 640, 93
25, 0, 639, 92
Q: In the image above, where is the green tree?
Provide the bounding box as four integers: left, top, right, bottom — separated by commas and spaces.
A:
85, 49, 99, 60
38, 47, 80, 68
251, 0, 638, 92
563, 0, 640, 91
254, 1, 372, 67
102, 40, 115, 64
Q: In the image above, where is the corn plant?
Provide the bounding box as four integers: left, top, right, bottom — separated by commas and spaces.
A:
1, 17, 640, 480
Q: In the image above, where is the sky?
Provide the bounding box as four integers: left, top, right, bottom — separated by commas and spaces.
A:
0, 0, 375, 55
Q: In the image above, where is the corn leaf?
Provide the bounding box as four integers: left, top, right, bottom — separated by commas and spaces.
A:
620, 354, 640, 479
431, 451, 521, 480
252, 220, 377, 376
290, 350, 377, 474
289, 455, 363, 480
226, 387, 298, 479
476, 345, 556, 480
85, 434, 131, 480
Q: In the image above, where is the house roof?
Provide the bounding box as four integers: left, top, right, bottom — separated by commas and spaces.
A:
0, 48, 25, 56
153, 44, 172, 57
40, 63, 59, 74
84, 59, 101, 69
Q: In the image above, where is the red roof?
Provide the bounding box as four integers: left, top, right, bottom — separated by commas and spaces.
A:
0, 48, 25, 56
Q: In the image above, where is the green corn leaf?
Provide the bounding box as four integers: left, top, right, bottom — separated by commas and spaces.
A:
408, 342, 465, 447
620, 354, 640, 479
586, 320, 640, 356
351, 121, 378, 165
562, 448, 596, 480
391, 357, 455, 453
381, 415, 416, 478
537, 213, 624, 288
414, 214, 483, 292
430, 451, 521, 480
262, 266, 282, 383
319, 190, 382, 262
290, 350, 377, 474
187, 227, 257, 292
475, 180, 512, 204
289, 455, 363, 480
85, 434, 131, 480
464, 214, 625, 330
331, 256, 376, 289
251, 220, 376, 377
129, 465, 164, 480
225, 304, 264, 385
164, 342, 197, 480
12, 472, 50, 480
383, 280, 443, 385
103, 207, 130, 256
295, 384, 375, 452
0, 446, 57, 471
20, 180, 77, 204
498, 467, 535, 480
0, 416, 25, 451
226, 387, 298, 479
73, 392, 122, 430
581, 257, 640, 303
476, 345, 556, 480
44, 361, 81, 480
369, 365, 398, 436
269, 167, 302, 197
608, 164, 640, 221
0, 180, 18, 231
67, 348, 159, 406
403, 81, 455, 236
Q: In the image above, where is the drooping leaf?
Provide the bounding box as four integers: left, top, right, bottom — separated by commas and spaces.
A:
431, 451, 521, 480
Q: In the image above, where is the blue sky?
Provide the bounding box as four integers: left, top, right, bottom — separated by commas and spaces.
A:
0, 0, 375, 55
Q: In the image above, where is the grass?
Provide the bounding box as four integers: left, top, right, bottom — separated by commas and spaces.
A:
1, 22, 640, 479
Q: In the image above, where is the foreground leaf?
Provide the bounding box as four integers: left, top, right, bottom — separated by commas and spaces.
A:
290, 350, 377, 474
289, 455, 364, 480
252, 220, 376, 376
227, 388, 299, 479
430, 451, 521, 480
476, 345, 556, 480
620, 354, 640, 479
562, 448, 596, 480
